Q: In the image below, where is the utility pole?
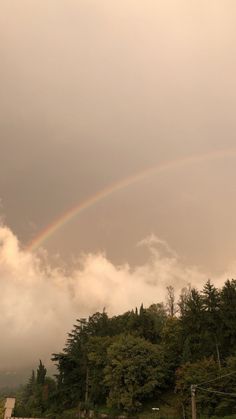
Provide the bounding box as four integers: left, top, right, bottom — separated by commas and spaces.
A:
85, 366, 89, 403
215, 339, 222, 370
191, 384, 197, 419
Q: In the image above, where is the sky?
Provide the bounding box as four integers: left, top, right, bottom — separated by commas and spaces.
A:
1, 0, 236, 383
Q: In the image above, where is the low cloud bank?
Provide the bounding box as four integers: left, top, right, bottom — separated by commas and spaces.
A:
0, 224, 230, 372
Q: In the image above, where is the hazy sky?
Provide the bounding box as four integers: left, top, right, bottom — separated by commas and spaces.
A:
1, 0, 236, 380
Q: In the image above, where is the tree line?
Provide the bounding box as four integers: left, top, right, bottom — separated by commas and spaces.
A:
14, 279, 236, 418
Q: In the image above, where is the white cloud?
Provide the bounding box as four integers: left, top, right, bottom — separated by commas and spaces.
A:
0, 224, 230, 372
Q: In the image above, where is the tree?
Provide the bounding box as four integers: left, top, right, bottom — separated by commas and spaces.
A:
166, 285, 178, 317
87, 336, 112, 404
160, 317, 182, 386
178, 284, 191, 317
15, 361, 55, 418
37, 360, 47, 385
180, 288, 205, 362
24, 370, 36, 399
104, 334, 165, 412
176, 355, 236, 418
202, 280, 221, 367
176, 357, 219, 418
52, 313, 111, 409
220, 279, 236, 356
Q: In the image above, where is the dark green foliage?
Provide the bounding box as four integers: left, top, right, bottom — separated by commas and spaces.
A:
202, 280, 222, 367
37, 360, 47, 385
175, 357, 220, 417
14, 361, 56, 417
220, 280, 236, 355
180, 281, 236, 364
160, 317, 182, 387
104, 334, 165, 412
87, 336, 112, 404
180, 288, 206, 362
176, 356, 236, 418
16, 279, 236, 418
24, 370, 36, 399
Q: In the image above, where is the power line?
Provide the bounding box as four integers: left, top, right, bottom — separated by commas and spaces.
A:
196, 371, 236, 387
197, 386, 236, 397
191, 371, 236, 417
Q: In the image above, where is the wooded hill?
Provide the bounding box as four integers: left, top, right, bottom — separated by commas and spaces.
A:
13, 280, 236, 418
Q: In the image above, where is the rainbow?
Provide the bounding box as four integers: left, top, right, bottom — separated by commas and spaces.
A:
27, 147, 236, 251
